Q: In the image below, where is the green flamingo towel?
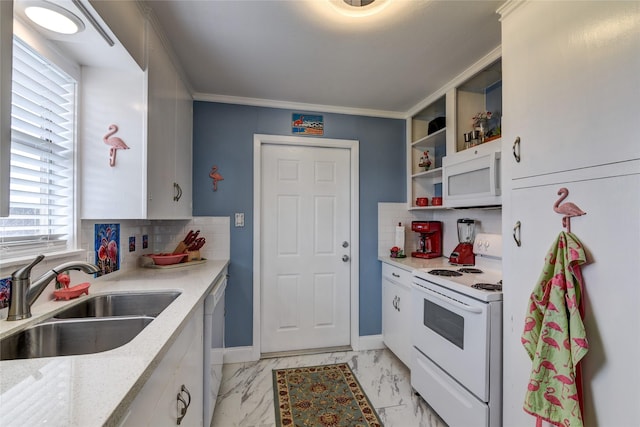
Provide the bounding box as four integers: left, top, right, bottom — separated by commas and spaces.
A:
522, 232, 588, 427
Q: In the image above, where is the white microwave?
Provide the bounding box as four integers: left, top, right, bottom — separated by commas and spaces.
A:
442, 140, 501, 207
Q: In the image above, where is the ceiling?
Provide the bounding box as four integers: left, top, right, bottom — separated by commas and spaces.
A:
143, 0, 504, 117
13, 0, 504, 117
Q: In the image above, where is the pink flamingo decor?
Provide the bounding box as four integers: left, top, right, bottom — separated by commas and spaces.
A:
553, 188, 586, 233
209, 165, 224, 191
544, 386, 564, 409
103, 124, 130, 167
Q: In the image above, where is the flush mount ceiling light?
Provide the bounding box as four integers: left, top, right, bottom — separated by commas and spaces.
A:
328, 0, 391, 17
24, 1, 85, 35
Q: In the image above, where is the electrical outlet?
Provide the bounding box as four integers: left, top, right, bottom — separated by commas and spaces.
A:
235, 213, 245, 227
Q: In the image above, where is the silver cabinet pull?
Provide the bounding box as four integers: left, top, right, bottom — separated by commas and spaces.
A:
396, 296, 400, 312
513, 221, 522, 247
342, 255, 350, 262
342, 241, 349, 248
392, 272, 400, 278
512, 137, 521, 163
176, 385, 191, 425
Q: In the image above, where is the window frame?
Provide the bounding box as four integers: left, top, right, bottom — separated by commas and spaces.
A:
0, 19, 82, 265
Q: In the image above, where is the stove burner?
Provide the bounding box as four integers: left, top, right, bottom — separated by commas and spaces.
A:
428, 269, 463, 277
457, 268, 483, 274
472, 283, 503, 291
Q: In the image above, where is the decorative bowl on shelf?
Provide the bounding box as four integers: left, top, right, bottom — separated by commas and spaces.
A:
431, 197, 443, 206
147, 253, 187, 265
416, 197, 428, 206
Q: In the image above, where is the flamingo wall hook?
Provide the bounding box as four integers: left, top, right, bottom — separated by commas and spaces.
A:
103, 124, 130, 167
209, 165, 224, 191
553, 187, 586, 233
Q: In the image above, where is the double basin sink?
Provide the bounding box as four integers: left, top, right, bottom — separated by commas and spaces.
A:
1, 291, 181, 361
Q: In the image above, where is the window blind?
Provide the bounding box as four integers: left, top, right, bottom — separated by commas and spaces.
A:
0, 37, 76, 256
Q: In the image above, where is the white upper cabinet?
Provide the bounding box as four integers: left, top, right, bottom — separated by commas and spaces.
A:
500, 1, 640, 180
145, 24, 193, 219
81, 5, 192, 219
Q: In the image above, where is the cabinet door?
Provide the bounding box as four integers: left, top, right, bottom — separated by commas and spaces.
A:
502, 171, 640, 427
501, 1, 640, 180
176, 304, 204, 426
173, 74, 193, 218
381, 264, 412, 368
146, 25, 178, 218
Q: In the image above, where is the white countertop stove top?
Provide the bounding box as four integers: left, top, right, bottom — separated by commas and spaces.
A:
413, 233, 503, 302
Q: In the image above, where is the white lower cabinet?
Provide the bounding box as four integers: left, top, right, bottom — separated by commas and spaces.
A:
123, 304, 204, 426
381, 262, 412, 368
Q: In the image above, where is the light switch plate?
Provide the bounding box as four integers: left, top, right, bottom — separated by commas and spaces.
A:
235, 213, 245, 227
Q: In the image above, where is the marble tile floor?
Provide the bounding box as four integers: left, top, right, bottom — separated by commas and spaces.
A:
211, 348, 448, 427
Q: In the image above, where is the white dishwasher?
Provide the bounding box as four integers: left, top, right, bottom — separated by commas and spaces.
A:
203, 272, 226, 426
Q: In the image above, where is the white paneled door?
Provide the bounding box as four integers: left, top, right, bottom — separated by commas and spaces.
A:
261, 143, 351, 353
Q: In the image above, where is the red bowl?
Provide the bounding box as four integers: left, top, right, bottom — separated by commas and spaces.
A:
431, 197, 443, 206
416, 197, 428, 206
147, 253, 187, 265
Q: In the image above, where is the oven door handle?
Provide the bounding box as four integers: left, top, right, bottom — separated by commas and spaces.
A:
421, 286, 483, 314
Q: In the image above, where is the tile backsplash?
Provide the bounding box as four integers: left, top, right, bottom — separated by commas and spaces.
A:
81, 217, 231, 271
378, 203, 502, 257
0, 217, 230, 312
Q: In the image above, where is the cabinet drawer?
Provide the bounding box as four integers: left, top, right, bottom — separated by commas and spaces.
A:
382, 263, 412, 285
412, 348, 488, 427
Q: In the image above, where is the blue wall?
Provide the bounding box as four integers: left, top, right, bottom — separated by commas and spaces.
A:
192, 102, 405, 347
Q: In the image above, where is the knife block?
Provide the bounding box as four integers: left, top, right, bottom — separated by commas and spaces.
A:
173, 241, 188, 255
186, 250, 201, 262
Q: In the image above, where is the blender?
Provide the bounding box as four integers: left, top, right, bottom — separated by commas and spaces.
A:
449, 218, 476, 265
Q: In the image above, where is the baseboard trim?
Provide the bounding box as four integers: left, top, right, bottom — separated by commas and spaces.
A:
355, 334, 385, 351
223, 335, 385, 364
223, 346, 258, 364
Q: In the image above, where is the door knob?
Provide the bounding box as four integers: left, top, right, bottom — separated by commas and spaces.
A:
342, 255, 350, 262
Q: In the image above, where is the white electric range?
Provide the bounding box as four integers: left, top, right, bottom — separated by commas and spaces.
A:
411, 233, 503, 427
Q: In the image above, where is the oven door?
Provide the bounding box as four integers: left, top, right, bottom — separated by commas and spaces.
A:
412, 278, 490, 401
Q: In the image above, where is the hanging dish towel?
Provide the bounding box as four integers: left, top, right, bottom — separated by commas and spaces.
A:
522, 231, 588, 427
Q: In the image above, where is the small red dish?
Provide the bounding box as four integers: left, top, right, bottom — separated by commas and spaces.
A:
54, 282, 90, 300
147, 253, 187, 265
431, 197, 443, 206
416, 197, 429, 206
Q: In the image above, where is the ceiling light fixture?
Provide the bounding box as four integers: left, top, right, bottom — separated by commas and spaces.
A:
24, 1, 85, 35
344, 0, 376, 6
328, 0, 391, 17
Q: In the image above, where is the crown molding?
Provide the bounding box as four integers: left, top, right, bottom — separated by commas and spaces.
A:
193, 93, 406, 119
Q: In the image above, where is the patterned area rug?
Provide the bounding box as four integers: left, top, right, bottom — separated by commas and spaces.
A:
272, 363, 383, 427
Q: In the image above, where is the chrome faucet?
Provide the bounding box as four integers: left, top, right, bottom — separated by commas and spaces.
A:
7, 255, 100, 321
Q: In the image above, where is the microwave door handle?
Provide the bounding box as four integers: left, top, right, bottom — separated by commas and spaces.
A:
489, 151, 501, 196
423, 287, 483, 314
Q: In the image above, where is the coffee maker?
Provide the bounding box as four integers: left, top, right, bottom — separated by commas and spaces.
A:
449, 218, 476, 265
411, 221, 442, 259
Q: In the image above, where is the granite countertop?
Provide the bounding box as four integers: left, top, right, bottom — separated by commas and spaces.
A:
378, 255, 451, 271
0, 259, 229, 427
